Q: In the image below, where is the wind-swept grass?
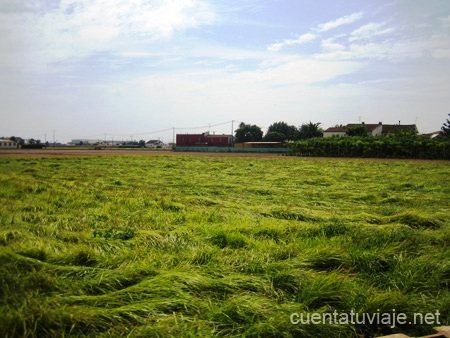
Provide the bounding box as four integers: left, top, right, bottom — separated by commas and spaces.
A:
0, 154, 448, 337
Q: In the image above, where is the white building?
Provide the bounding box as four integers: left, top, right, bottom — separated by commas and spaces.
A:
145, 140, 166, 148
323, 127, 346, 137
324, 122, 383, 137
0, 139, 18, 149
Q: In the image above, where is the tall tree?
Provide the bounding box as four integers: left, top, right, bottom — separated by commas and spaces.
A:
265, 121, 299, 141
298, 122, 323, 139
235, 122, 263, 142
441, 114, 450, 138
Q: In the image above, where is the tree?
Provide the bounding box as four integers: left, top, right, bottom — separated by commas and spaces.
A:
234, 122, 263, 142
265, 121, 299, 141
138, 140, 146, 147
263, 132, 286, 142
346, 125, 368, 137
441, 114, 450, 138
298, 122, 323, 139
9, 136, 24, 146
28, 138, 41, 145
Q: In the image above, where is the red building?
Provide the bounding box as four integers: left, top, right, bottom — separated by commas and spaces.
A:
176, 132, 233, 147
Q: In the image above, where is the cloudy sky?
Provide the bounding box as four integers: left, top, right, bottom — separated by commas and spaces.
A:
1, 0, 449, 142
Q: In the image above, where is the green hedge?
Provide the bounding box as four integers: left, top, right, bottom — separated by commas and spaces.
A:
289, 135, 450, 159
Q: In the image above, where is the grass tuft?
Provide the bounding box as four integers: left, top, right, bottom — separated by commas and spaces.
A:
389, 212, 442, 229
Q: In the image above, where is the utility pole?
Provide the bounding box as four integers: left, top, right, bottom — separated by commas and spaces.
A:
172, 127, 175, 148
52, 130, 55, 149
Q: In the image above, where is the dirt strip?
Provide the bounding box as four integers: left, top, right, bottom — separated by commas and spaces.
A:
0, 148, 286, 158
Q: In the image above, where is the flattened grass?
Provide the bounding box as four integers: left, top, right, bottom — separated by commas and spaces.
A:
0, 155, 449, 337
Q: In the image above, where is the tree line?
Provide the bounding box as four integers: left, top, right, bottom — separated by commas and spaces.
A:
234, 121, 323, 143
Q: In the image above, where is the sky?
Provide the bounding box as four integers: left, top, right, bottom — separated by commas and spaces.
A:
1, 0, 450, 143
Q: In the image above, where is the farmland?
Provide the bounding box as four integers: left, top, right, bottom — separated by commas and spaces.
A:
0, 153, 449, 337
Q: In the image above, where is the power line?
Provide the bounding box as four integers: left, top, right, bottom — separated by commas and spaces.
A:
103, 121, 236, 137
24, 120, 241, 142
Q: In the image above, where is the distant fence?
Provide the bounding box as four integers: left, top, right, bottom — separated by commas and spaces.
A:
174, 146, 292, 154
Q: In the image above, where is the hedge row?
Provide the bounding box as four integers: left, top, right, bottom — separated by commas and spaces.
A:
289, 135, 450, 159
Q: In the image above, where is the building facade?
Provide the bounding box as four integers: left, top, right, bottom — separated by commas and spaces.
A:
176, 132, 233, 147
0, 139, 18, 149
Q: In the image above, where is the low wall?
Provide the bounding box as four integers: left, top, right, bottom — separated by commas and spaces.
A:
174, 146, 291, 153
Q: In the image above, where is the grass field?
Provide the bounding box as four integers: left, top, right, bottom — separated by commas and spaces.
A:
0, 154, 449, 337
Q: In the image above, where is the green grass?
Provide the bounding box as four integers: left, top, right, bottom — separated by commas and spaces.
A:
0, 155, 449, 337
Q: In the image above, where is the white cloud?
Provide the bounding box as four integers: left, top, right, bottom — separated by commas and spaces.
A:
4, 0, 215, 66
349, 22, 395, 42
317, 12, 363, 32
267, 33, 317, 52
316, 35, 450, 62
440, 15, 450, 27
316, 41, 417, 61
321, 38, 345, 51
56, 0, 214, 40
268, 12, 364, 52
433, 48, 450, 59
0, 2, 33, 13
315, 22, 450, 62
239, 58, 361, 85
